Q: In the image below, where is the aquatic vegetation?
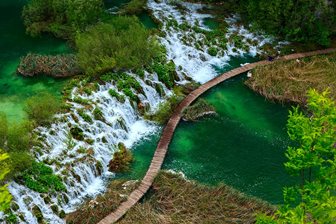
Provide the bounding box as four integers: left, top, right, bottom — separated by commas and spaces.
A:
17, 54, 82, 78
182, 98, 216, 121
108, 143, 134, 173
66, 179, 138, 224
119, 172, 274, 223
245, 53, 336, 103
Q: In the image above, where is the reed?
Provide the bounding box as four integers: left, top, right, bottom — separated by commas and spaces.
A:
245, 53, 336, 104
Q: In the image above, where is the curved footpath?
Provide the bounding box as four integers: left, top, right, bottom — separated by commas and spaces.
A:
98, 48, 336, 224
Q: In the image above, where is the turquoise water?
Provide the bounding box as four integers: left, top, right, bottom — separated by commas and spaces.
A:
0, 0, 70, 123
123, 57, 295, 205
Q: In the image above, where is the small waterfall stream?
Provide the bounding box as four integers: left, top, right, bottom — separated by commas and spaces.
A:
3, 1, 286, 223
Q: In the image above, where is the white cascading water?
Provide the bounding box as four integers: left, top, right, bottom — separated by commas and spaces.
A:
3, 1, 286, 223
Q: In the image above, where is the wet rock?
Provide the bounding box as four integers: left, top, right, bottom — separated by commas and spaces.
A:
32, 205, 43, 223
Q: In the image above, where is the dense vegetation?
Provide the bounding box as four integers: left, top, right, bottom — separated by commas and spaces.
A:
76, 16, 160, 76
67, 171, 273, 224
245, 53, 336, 103
257, 90, 336, 223
0, 151, 12, 212
22, 0, 104, 39
207, 0, 336, 46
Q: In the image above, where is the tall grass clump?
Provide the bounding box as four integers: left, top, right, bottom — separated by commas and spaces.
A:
245, 53, 336, 103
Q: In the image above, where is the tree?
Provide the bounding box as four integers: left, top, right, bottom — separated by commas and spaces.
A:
238, 0, 336, 46
22, 0, 104, 38
0, 151, 12, 212
257, 89, 336, 223
76, 16, 160, 76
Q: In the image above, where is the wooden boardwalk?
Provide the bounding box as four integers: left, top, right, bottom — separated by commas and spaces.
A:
97, 48, 336, 224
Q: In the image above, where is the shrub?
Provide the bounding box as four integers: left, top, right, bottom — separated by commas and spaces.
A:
24, 93, 61, 125
108, 143, 133, 173
7, 121, 33, 152
8, 152, 34, 178
76, 16, 160, 76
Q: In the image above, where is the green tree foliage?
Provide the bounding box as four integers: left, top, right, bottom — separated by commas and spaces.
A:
0, 151, 12, 212
24, 93, 61, 125
76, 16, 160, 76
257, 89, 336, 223
238, 0, 336, 46
22, 0, 104, 38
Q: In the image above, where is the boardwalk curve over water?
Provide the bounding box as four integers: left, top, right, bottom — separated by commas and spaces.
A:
98, 48, 336, 224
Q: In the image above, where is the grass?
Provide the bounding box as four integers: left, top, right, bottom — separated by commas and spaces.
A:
182, 98, 216, 121
245, 53, 336, 104
66, 179, 139, 224
119, 172, 274, 223
66, 172, 274, 224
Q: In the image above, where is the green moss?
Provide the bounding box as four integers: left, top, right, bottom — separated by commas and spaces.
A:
207, 46, 218, 56
19, 162, 66, 193
70, 126, 84, 140
77, 109, 93, 123
73, 97, 90, 105
93, 107, 104, 121
108, 89, 126, 103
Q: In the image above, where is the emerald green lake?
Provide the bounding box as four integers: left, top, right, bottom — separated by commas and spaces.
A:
125, 59, 296, 205
0, 0, 70, 123
3, 0, 293, 206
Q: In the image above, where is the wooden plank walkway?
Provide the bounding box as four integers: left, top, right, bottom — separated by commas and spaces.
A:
97, 48, 336, 224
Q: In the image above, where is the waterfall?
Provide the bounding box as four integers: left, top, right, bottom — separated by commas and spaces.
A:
2, 1, 286, 223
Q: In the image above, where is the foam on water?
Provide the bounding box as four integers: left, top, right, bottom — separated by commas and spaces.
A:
3, 1, 286, 223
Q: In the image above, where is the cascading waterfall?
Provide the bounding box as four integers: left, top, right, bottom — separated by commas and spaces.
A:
7, 71, 170, 224
3, 1, 286, 223
148, 0, 287, 83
